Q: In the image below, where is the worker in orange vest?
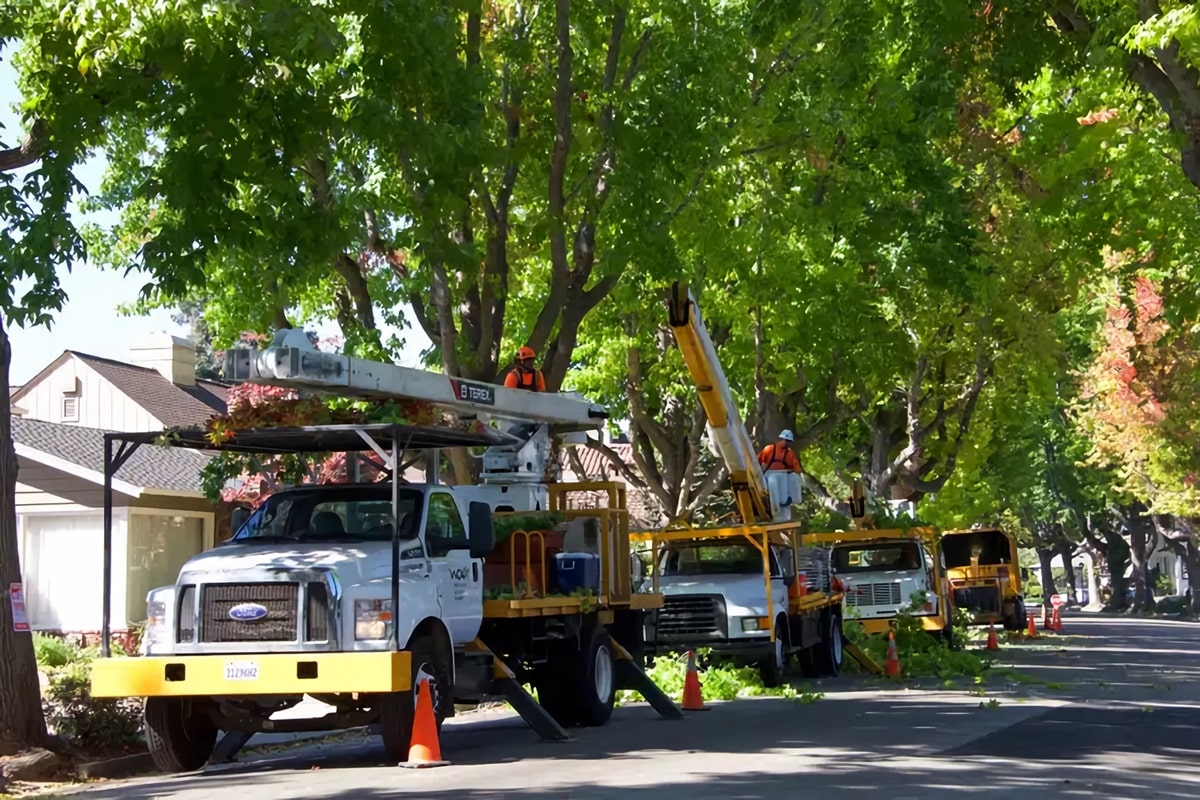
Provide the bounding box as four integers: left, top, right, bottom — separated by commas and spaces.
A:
758, 429, 802, 474
503, 346, 547, 392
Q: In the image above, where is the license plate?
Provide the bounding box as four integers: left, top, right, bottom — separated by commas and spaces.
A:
224, 660, 259, 681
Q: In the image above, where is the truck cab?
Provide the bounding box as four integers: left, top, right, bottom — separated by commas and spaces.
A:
829, 535, 952, 639
143, 483, 492, 661
643, 538, 791, 663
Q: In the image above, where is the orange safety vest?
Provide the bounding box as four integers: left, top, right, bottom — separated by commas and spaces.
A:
758, 442, 800, 473
505, 368, 546, 392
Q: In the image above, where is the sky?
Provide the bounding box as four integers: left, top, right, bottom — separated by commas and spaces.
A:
1, 60, 430, 385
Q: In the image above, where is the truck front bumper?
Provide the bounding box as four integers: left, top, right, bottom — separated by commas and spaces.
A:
645, 636, 773, 662
90, 651, 412, 699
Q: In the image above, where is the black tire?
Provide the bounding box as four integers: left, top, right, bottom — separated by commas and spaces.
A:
143, 697, 217, 774
379, 633, 450, 761
575, 626, 617, 726
534, 653, 579, 727
811, 609, 843, 678
757, 618, 789, 688
534, 625, 617, 728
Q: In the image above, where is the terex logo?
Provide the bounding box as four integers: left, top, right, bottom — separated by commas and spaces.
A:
448, 567, 469, 581
449, 378, 495, 406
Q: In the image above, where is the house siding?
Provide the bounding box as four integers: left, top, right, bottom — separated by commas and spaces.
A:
15, 356, 161, 430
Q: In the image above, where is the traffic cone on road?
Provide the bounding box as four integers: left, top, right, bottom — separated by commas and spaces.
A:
1052, 607, 1063, 632
681, 650, 710, 711
399, 673, 450, 768
1025, 611, 1038, 638
985, 624, 999, 651
885, 631, 902, 677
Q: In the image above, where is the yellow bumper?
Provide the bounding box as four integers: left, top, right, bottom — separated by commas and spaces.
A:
90, 651, 412, 699
858, 615, 947, 635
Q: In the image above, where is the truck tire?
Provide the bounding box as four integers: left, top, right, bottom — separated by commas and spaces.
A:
379, 634, 448, 761
535, 625, 617, 727
1002, 598, 1026, 631
575, 625, 617, 726
143, 697, 217, 774
757, 618, 789, 688
811, 608, 843, 678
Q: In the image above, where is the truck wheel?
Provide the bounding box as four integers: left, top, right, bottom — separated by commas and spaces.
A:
757, 618, 788, 688
534, 652, 579, 727
812, 609, 843, 677
575, 625, 617, 726
535, 625, 617, 728
143, 697, 217, 773
380, 634, 448, 761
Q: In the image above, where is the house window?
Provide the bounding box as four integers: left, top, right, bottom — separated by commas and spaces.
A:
126, 513, 205, 625
60, 394, 79, 422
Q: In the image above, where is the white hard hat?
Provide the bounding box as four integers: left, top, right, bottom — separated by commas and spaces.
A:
779, 429, 794, 442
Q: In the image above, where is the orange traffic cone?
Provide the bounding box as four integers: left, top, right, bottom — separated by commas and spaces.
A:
1052, 607, 1063, 632
985, 624, 999, 651
1026, 611, 1038, 638
885, 631, 901, 677
681, 650, 709, 711
399, 672, 449, 768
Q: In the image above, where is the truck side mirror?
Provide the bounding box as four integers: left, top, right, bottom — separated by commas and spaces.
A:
467, 501, 496, 559
230, 507, 250, 535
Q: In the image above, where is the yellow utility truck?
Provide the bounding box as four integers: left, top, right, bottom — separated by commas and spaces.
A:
941, 526, 1026, 630
634, 282, 849, 685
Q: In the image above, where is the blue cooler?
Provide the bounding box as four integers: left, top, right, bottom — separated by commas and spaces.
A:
554, 552, 601, 595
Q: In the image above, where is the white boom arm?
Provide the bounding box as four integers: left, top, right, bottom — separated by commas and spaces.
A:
225, 330, 608, 430
223, 330, 609, 485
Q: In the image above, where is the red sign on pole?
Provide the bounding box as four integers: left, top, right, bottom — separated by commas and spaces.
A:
1050, 594, 1066, 609
10, 583, 30, 632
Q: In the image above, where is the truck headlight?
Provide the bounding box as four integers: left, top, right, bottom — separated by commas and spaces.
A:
354, 599, 393, 640
740, 616, 769, 632
144, 596, 170, 652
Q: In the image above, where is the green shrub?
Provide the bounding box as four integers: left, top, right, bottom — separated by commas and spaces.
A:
42, 657, 143, 750
33, 633, 87, 669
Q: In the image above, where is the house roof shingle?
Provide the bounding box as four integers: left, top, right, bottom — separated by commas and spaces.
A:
12, 417, 214, 494
71, 352, 228, 427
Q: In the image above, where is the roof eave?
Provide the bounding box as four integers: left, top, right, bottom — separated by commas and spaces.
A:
14, 442, 146, 498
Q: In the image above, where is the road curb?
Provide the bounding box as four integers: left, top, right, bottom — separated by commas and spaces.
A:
77, 751, 155, 780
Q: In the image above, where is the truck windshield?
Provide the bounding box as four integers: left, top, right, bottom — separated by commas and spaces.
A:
942, 530, 1011, 567
660, 543, 771, 576
225, 486, 425, 544
832, 541, 922, 573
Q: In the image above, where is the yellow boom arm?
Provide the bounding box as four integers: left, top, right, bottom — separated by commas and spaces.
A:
666, 281, 773, 524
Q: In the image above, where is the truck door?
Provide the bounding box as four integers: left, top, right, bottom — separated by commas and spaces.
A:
424, 491, 483, 643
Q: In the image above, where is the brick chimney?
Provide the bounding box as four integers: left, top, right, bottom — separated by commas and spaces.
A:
129, 332, 197, 386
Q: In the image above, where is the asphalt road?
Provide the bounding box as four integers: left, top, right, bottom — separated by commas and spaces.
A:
68, 614, 1200, 799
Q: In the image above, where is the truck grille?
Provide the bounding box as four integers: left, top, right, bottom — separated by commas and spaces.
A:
846, 582, 903, 607
954, 585, 1002, 613
200, 583, 300, 643
657, 595, 725, 636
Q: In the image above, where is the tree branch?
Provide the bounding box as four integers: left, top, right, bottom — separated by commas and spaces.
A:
586, 439, 648, 489
0, 119, 47, 173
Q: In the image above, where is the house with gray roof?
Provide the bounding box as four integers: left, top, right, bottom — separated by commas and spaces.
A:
10, 333, 228, 636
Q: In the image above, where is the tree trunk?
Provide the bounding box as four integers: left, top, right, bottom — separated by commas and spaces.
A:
1105, 530, 1131, 611
1186, 539, 1200, 617
0, 315, 49, 753
1036, 548, 1058, 599
1129, 509, 1151, 612
1058, 542, 1077, 604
